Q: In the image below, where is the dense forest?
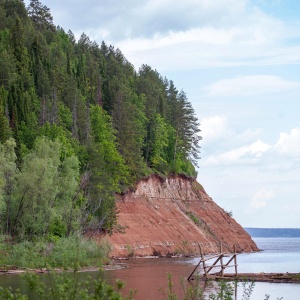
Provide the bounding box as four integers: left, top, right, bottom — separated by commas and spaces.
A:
0, 0, 201, 241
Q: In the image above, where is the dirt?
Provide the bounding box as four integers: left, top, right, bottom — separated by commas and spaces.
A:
101, 174, 259, 258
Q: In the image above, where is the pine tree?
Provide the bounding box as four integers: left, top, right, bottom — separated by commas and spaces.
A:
84, 105, 129, 232
112, 86, 147, 182
0, 87, 11, 143
27, 0, 55, 32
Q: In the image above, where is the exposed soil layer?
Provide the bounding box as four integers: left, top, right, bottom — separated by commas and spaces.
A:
104, 175, 258, 258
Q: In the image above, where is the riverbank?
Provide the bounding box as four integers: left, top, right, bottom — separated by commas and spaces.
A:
0, 261, 128, 275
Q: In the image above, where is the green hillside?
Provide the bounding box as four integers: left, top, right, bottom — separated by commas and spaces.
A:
0, 0, 201, 240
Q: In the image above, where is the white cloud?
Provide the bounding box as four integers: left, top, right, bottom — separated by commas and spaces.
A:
204, 140, 271, 166
117, 33, 300, 72
201, 116, 262, 147
201, 116, 229, 144
203, 75, 300, 98
274, 127, 300, 157
114, 2, 300, 71
24, 0, 300, 71
200, 117, 300, 170
250, 188, 275, 209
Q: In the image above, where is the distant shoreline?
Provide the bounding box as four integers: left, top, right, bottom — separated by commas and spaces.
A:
244, 227, 300, 238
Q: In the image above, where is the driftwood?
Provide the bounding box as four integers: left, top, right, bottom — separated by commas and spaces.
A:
189, 272, 300, 284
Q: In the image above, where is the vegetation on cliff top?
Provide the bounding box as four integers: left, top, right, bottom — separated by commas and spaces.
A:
0, 0, 201, 242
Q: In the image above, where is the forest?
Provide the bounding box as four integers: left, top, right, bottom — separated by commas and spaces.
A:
0, 0, 201, 242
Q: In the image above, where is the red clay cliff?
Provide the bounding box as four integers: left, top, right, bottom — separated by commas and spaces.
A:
104, 174, 258, 258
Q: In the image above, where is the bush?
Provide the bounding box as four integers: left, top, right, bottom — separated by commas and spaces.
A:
0, 235, 111, 269
0, 270, 135, 300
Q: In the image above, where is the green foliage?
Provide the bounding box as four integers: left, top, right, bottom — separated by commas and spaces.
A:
0, 269, 135, 300
44, 235, 109, 269
0, 0, 202, 240
0, 138, 17, 230
0, 107, 11, 144
112, 87, 148, 182
186, 211, 202, 227
148, 113, 169, 172
0, 137, 81, 239
86, 105, 129, 232
225, 210, 233, 217
240, 280, 255, 300
38, 122, 76, 158
159, 274, 258, 300
28, 0, 55, 32
160, 273, 204, 300
0, 286, 28, 300
58, 101, 72, 130
0, 235, 110, 269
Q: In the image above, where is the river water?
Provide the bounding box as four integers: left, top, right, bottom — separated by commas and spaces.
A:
102, 237, 300, 299
0, 237, 299, 299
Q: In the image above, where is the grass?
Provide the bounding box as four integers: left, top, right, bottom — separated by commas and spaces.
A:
0, 234, 111, 270
186, 211, 202, 227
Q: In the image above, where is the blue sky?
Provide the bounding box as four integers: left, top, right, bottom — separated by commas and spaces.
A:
25, 0, 300, 228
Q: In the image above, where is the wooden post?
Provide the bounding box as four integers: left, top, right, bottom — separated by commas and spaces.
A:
188, 242, 240, 281
203, 259, 208, 278
205, 256, 221, 274
199, 243, 204, 260
234, 244, 238, 277
187, 244, 204, 281
199, 244, 208, 278
220, 243, 224, 277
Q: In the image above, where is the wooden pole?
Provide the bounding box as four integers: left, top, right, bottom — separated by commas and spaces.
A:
187, 244, 204, 281
203, 259, 208, 278
223, 255, 235, 267
234, 244, 238, 277
220, 243, 224, 277
199, 243, 204, 260
199, 244, 208, 278
205, 256, 221, 274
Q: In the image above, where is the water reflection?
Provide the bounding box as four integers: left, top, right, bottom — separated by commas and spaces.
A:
0, 257, 299, 299
100, 257, 300, 300
103, 257, 195, 299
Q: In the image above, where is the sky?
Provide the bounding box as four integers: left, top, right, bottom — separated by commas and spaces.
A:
24, 0, 300, 228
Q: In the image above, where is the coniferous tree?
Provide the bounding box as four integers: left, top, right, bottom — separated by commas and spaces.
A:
27, 0, 55, 32
112, 86, 147, 181
0, 87, 11, 143
85, 105, 129, 233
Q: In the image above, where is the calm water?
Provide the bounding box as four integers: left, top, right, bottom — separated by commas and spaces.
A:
104, 237, 300, 299
0, 238, 299, 299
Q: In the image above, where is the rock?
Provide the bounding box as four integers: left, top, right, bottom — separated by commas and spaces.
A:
106, 174, 258, 257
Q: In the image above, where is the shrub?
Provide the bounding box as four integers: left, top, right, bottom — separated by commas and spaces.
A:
0, 235, 111, 269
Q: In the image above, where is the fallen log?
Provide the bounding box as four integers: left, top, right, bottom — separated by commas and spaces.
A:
189, 272, 300, 284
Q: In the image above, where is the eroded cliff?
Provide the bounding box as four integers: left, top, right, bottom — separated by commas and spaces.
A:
104, 175, 258, 257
